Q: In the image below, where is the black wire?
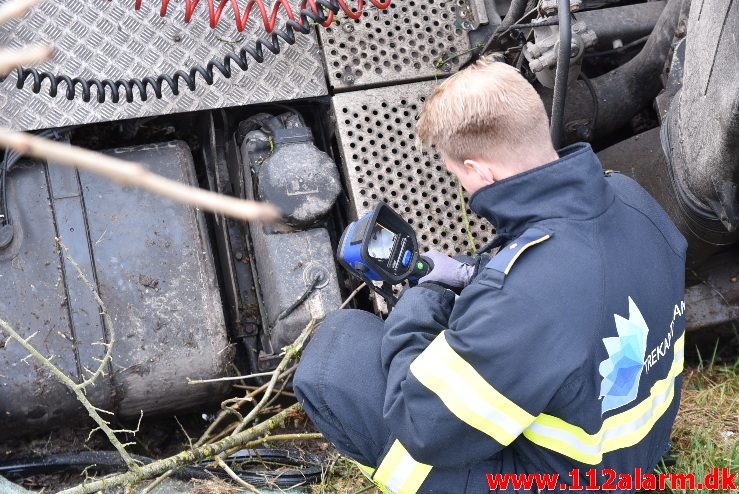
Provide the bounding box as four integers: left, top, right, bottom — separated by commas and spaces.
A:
0, 150, 23, 227
274, 274, 321, 323
510, 19, 559, 29
0, 449, 324, 487
0, 0, 352, 104
1, 152, 9, 226
0, 130, 59, 229
584, 35, 649, 58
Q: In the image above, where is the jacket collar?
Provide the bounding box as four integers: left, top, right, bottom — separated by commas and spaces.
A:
469, 143, 614, 238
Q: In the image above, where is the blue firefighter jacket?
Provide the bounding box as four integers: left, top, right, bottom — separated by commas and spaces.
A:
380, 143, 687, 488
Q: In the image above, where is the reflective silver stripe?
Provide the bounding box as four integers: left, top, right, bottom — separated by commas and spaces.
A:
385, 452, 419, 493
373, 440, 432, 494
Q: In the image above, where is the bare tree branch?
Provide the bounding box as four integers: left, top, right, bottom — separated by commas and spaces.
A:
0, 317, 139, 469
57, 240, 115, 390
0, 130, 282, 222
0, 45, 52, 76
0, 0, 43, 25
232, 320, 316, 435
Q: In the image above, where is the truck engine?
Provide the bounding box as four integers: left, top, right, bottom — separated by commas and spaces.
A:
0, 0, 736, 489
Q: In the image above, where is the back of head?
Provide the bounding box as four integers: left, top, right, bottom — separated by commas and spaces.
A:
417, 59, 554, 171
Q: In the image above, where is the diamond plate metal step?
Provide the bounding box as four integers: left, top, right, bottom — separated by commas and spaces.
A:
0, 1, 327, 131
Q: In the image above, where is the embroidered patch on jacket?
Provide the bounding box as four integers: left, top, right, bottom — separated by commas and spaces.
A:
599, 297, 650, 414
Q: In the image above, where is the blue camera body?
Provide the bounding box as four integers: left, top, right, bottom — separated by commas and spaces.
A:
337, 203, 431, 286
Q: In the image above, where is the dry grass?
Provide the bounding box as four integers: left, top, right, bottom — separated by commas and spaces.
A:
310, 453, 380, 494
657, 359, 739, 493
191, 478, 239, 494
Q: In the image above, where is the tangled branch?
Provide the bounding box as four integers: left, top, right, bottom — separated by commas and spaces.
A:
57, 403, 302, 494
0, 239, 139, 469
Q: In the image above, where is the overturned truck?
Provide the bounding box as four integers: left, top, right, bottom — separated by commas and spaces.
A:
0, 0, 737, 437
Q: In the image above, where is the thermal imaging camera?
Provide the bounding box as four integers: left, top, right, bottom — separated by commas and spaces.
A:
338, 203, 432, 306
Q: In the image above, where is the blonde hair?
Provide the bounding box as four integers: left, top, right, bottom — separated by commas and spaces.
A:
417, 60, 552, 164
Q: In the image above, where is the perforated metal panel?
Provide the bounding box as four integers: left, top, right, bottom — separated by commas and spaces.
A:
0, 0, 326, 131
333, 80, 493, 255
320, 0, 477, 90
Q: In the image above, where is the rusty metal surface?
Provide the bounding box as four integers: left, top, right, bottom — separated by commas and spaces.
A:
0, 0, 327, 131
332, 80, 493, 255
320, 0, 477, 90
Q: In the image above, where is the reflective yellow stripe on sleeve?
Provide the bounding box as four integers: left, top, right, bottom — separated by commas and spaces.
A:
523, 333, 685, 464
410, 329, 685, 466
410, 331, 535, 446
372, 440, 432, 494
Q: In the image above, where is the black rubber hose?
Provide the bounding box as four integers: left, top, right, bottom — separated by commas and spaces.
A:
0, 449, 324, 487
480, 0, 529, 54
549, 0, 572, 149
588, 0, 686, 136
0, 451, 213, 481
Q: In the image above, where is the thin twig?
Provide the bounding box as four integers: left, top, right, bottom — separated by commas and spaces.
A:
339, 283, 367, 309
174, 416, 194, 450
223, 433, 323, 456
457, 180, 477, 253
232, 320, 316, 435
203, 365, 297, 444
187, 371, 276, 385
0, 130, 281, 222
0, 318, 138, 469
215, 458, 262, 493
57, 240, 114, 390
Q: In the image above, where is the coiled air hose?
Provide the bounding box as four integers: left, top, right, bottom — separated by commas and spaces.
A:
2, 0, 392, 104
132, 0, 375, 32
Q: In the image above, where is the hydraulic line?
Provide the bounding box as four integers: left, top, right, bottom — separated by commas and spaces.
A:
2, 0, 392, 104
132, 0, 385, 32
549, 0, 571, 149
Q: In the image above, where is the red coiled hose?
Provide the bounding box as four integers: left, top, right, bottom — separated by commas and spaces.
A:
133, 0, 393, 32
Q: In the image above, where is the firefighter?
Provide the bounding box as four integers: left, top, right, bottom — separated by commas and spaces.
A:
294, 60, 687, 493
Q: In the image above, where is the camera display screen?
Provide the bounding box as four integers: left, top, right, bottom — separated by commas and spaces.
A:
367, 223, 397, 261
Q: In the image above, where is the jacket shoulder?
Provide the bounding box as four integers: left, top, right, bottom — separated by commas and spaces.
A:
606, 172, 688, 258
480, 227, 553, 289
